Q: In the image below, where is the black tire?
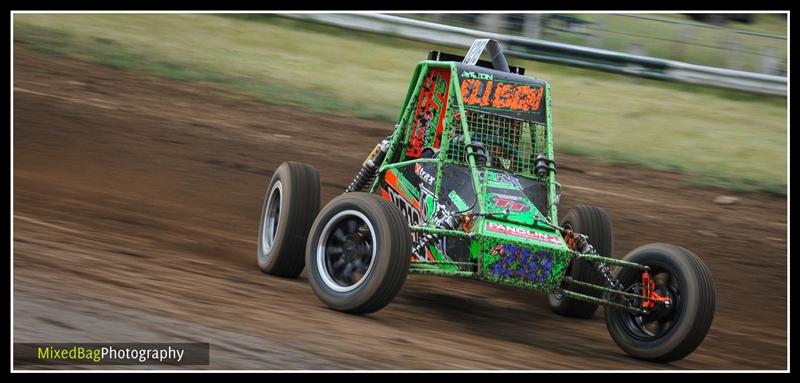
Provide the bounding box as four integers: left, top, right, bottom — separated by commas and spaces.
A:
306, 192, 411, 314
548, 205, 613, 318
605, 243, 716, 362
257, 161, 320, 278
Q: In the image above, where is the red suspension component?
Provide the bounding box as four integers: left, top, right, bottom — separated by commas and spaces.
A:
641, 271, 671, 310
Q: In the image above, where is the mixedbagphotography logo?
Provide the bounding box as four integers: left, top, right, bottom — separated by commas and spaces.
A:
14, 343, 210, 366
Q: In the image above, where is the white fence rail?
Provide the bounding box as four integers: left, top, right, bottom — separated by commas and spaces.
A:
286, 13, 787, 97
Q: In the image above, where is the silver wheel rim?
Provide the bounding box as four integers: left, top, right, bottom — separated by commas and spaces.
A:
262, 180, 282, 254
316, 210, 377, 293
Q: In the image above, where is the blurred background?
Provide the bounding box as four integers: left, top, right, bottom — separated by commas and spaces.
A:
13, 12, 787, 193
405, 13, 788, 75
13, 13, 787, 370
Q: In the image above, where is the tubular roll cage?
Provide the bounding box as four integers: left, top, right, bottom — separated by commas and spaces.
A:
365, 60, 654, 315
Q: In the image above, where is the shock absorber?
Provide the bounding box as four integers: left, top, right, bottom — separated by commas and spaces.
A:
595, 260, 624, 292
573, 234, 624, 292
411, 211, 462, 257
345, 138, 390, 193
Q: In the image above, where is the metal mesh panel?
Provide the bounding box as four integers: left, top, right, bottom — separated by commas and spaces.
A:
446, 109, 547, 176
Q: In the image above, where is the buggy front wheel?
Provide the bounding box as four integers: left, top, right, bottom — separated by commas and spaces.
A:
306, 192, 411, 314
605, 243, 716, 362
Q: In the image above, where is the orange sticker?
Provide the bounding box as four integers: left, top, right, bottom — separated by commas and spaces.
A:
461, 79, 544, 113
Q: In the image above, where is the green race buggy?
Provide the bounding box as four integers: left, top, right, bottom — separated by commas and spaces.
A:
257, 39, 716, 363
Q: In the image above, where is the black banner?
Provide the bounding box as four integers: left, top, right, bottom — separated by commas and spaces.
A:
456, 63, 548, 124
14, 343, 210, 366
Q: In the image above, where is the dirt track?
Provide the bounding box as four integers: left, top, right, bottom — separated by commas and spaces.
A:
13, 44, 787, 370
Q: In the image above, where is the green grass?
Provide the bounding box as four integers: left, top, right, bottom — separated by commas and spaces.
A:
13, 14, 787, 194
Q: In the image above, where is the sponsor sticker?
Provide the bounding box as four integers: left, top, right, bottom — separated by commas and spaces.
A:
490, 195, 529, 212
484, 221, 562, 246
414, 163, 435, 186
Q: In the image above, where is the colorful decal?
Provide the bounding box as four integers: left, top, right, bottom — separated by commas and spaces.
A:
414, 163, 435, 186
456, 64, 547, 123
488, 244, 555, 284
384, 169, 419, 207
490, 193, 529, 212
448, 190, 470, 211
381, 168, 445, 262
461, 70, 493, 80
383, 185, 421, 232
419, 183, 454, 262
419, 184, 445, 222
484, 221, 563, 246
381, 170, 422, 246
460, 79, 544, 113
406, 67, 451, 158
483, 170, 523, 189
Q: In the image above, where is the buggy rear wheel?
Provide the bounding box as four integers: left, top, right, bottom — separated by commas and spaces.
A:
605, 243, 716, 362
257, 161, 320, 278
306, 192, 411, 314
548, 205, 613, 318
